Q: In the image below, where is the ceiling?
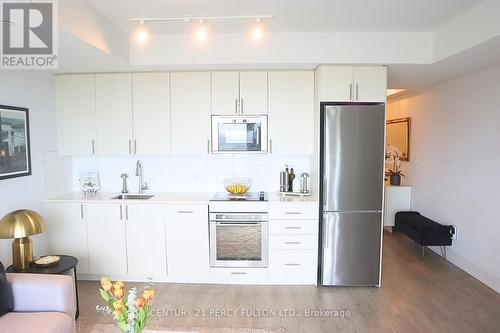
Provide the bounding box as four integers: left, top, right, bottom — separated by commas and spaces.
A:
84, 0, 482, 34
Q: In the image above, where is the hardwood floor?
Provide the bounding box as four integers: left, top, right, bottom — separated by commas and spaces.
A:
77, 231, 500, 332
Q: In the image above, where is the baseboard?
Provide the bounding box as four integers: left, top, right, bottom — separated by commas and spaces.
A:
429, 246, 500, 294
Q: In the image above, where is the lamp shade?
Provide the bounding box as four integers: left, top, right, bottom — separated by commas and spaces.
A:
0, 210, 46, 239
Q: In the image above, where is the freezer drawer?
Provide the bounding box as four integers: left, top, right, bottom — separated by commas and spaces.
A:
322, 211, 381, 286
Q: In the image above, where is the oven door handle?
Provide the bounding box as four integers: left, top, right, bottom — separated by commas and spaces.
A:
215, 222, 261, 226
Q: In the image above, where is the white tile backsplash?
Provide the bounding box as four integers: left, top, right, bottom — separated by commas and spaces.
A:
71, 154, 313, 193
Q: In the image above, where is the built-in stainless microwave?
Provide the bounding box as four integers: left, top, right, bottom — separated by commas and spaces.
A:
211, 115, 268, 153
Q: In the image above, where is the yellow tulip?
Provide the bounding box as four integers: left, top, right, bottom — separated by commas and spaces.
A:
114, 281, 125, 290
100, 277, 113, 292
114, 287, 124, 299
143, 289, 155, 301
113, 300, 124, 312
135, 297, 146, 308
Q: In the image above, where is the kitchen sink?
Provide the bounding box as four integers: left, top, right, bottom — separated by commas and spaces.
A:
111, 194, 155, 200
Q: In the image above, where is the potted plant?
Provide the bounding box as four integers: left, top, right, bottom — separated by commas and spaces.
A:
99, 277, 155, 333
385, 144, 404, 186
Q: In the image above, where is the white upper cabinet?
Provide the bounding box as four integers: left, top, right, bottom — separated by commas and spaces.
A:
95, 73, 134, 155
55, 75, 96, 156
171, 72, 211, 155
353, 66, 387, 102
211, 71, 240, 115
268, 71, 314, 155
132, 73, 171, 155
211, 71, 268, 115
317, 65, 387, 103
239, 71, 268, 114
317, 66, 354, 102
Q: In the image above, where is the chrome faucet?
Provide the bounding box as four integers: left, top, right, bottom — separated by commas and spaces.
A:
135, 160, 149, 194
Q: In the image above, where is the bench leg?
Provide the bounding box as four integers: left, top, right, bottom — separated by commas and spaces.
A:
440, 246, 447, 260
421, 246, 425, 259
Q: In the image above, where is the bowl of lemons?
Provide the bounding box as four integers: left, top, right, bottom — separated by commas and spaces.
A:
224, 177, 251, 195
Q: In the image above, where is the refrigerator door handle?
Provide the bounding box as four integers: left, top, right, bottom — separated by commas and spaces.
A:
323, 174, 329, 210
323, 213, 329, 248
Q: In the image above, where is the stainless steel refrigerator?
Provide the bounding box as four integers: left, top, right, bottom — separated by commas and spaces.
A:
320, 103, 385, 287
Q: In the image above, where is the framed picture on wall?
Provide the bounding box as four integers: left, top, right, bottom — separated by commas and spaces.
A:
386, 117, 410, 161
0, 105, 31, 180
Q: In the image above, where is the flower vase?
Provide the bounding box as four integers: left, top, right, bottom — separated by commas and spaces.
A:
390, 174, 401, 186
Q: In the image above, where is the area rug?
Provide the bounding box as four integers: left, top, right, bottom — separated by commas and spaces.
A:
77, 323, 286, 333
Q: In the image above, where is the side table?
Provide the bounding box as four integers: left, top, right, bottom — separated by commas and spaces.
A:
6, 255, 80, 319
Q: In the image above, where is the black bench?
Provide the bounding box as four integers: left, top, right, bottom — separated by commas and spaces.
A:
394, 211, 454, 259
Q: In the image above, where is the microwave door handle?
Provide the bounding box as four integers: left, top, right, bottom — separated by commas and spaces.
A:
256, 126, 260, 146
216, 222, 260, 227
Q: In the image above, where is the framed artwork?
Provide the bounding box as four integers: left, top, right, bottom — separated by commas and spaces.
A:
386, 117, 410, 161
0, 105, 31, 180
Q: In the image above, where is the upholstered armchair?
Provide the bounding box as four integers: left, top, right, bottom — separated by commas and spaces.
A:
0, 273, 76, 333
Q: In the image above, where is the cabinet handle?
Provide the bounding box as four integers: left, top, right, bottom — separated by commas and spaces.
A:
349, 84, 353, 100
356, 84, 359, 100
128, 140, 132, 154
285, 212, 302, 215
91, 140, 95, 155
269, 139, 273, 154
230, 272, 247, 275
285, 241, 301, 245
80, 204, 84, 220
125, 205, 129, 220
235, 98, 238, 114
207, 139, 210, 154
240, 99, 244, 114
177, 210, 194, 214
134, 140, 137, 155
284, 263, 301, 266
120, 205, 123, 220
285, 226, 302, 230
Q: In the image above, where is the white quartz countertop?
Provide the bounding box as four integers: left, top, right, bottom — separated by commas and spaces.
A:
45, 192, 319, 204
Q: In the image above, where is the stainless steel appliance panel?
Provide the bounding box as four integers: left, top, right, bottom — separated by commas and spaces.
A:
210, 212, 268, 268
211, 115, 268, 153
323, 105, 385, 212
322, 212, 381, 286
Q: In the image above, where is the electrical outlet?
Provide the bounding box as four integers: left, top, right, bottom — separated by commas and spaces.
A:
451, 225, 458, 240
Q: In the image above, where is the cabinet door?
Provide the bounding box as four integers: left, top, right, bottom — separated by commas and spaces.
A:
353, 66, 387, 102
125, 204, 167, 277
268, 71, 314, 154
45, 203, 89, 274
171, 72, 211, 155
86, 203, 128, 275
132, 73, 171, 155
317, 66, 354, 102
166, 205, 209, 278
55, 75, 96, 156
211, 72, 239, 115
239, 71, 268, 114
95, 74, 133, 155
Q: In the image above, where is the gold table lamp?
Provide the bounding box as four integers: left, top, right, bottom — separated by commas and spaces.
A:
0, 210, 46, 270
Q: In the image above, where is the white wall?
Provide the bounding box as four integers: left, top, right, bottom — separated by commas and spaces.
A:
0, 71, 57, 265
71, 155, 312, 194
387, 65, 500, 293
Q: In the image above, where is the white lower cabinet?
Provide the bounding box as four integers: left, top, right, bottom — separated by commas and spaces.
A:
45, 203, 90, 274
268, 203, 319, 285
268, 250, 317, 284
125, 204, 167, 277
86, 203, 128, 275
166, 205, 209, 279
210, 268, 268, 283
